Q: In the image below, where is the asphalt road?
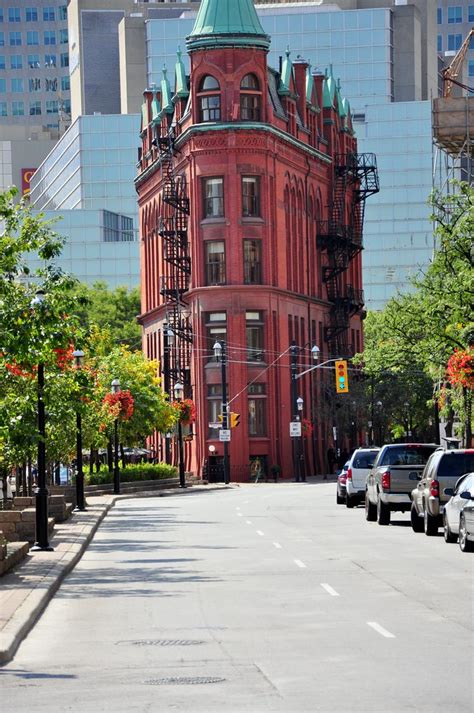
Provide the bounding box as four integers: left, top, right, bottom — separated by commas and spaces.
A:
1, 481, 472, 712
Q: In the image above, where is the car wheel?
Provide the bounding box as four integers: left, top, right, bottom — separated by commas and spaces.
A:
345, 494, 356, 508
423, 508, 439, 536
459, 515, 474, 552
410, 503, 423, 533
336, 491, 345, 505
443, 513, 457, 543
377, 497, 390, 526
365, 491, 376, 521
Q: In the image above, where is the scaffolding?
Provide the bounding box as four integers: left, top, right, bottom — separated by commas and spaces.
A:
317, 152, 379, 357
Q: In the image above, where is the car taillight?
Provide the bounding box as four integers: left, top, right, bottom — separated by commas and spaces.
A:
347, 467, 352, 481
381, 470, 391, 490
430, 480, 440, 497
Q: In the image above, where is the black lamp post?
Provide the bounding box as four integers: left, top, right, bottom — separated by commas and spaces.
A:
111, 378, 121, 494
290, 341, 319, 482
30, 289, 53, 552
73, 349, 86, 511
296, 396, 305, 482
404, 401, 412, 442
162, 322, 174, 465
376, 400, 383, 446
173, 380, 186, 488
213, 340, 230, 485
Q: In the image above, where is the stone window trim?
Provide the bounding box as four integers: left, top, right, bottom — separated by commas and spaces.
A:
240, 74, 262, 122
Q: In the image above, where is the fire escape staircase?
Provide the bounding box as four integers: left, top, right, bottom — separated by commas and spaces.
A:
317, 152, 379, 355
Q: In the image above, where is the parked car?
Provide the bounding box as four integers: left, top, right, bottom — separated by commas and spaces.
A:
345, 447, 380, 508
410, 449, 474, 536
336, 462, 349, 505
443, 472, 474, 551
365, 443, 438, 525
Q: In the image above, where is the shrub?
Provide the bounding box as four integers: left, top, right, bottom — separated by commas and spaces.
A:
86, 462, 177, 486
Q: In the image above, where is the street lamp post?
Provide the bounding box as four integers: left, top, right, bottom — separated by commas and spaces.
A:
214, 341, 230, 485
163, 323, 174, 465
296, 396, 305, 482
376, 400, 383, 446
290, 342, 319, 481
111, 378, 121, 494
30, 289, 53, 552
404, 401, 412, 442
173, 380, 186, 488
73, 349, 86, 511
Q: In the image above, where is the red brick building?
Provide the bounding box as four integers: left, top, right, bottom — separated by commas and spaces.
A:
136, 0, 378, 481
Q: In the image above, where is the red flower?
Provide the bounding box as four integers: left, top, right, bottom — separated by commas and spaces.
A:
301, 418, 313, 437
4, 360, 35, 379
173, 398, 196, 425
446, 349, 474, 390
103, 389, 135, 420
54, 345, 74, 371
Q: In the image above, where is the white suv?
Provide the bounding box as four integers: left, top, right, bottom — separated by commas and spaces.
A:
345, 448, 380, 508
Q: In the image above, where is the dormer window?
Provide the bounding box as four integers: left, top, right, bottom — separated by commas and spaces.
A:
198, 75, 221, 122
240, 73, 261, 121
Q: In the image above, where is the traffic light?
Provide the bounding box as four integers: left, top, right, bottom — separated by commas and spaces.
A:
217, 414, 223, 423
230, 412, 241, 428
335, 360, 349, 393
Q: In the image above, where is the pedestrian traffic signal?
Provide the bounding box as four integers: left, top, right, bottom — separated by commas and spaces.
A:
335, 360, 349, 393
230, 412, 240, 428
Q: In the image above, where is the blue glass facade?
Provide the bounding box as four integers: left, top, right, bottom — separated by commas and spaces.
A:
29, 114, 140, 287
146, 6, 440, 310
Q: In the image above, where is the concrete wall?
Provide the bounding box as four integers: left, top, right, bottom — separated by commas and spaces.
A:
119, 17, 147, 115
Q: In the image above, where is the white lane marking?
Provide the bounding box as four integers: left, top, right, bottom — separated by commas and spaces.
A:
321, 583, 340, 597
246, 520, 252, 525
237, 513, 243, 517
256, 530, 265, 536
273, 542, 282, 549
294, 559, 307, 569
367, 622, 395, 639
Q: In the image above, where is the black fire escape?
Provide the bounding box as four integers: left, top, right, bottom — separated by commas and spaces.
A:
317, 152, 379, 356
156, 127, 193, 394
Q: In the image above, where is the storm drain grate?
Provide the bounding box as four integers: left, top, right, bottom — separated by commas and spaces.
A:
144, 676, 226, 686
131, 639, 205, 647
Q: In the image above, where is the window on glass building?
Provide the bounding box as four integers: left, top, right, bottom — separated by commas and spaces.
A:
9, 31, 21, 46
470, 6, 474, 22
205, 313, 226, 363
437, 35, 442, 53
29, 100, 41, 115
26, 7, 38, 22
59, 6, 67, 21
11, 78, 23, 92
0, 10, 3, 23
26, 31, 38, 45
205, 241, 226, 285
0, 56, 4, 69
28, 53, 39, 68
102, 211, 135, 242
240, 73, 261, 121
44, 31, 56, 46
60, 52, 68, 67
43, 6, 55, 21
45, 54, 56, 67
8, 8, 21, 23
437, 8, 442, 24
448, 34, 463, 51
46, 100, 58, 113
246, 311, 264, 362
45, 77, 57, 91
248, 383, 266, 436
60, 29, 68, 44
243, 239, 262, 284
29, 77, 41, 91
10, 54, 22, 69
12, 101, 24, 116
469, 61, 474, 77
203, 177, 224, 218
61, 75, 70, 91
242, 176, 260, 217
0, 79, 5, 93
0, 34, 4, 47
447, 6, 462, 23
198, 75, 221, 122
0, 102, 7, 116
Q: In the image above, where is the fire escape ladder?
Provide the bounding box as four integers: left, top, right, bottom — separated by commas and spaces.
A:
157, 126, 193, 395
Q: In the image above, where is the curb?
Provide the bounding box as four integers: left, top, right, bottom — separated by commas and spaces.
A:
0, 484, 232, 665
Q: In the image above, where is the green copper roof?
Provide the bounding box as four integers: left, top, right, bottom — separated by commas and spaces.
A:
323, 67, 337, 109
278, 48, 293, 96
151, 92, 161, 124
186, 0, 270, 52
159, 68, 174, 117
336, 80, 346, 118
342, 97, 352, 129
174, 49, 189, 100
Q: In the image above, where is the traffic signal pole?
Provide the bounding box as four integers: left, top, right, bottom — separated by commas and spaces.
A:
220, 342, 230, 485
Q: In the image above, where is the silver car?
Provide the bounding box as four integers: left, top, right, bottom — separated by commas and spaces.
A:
443, 472, 474, 552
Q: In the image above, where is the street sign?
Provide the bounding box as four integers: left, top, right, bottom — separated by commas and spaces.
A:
290, 421, 302, 437
209, 421, 222, 429
219, 429, 231, 442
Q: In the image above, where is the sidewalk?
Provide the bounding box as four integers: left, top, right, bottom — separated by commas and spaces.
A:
0, 484, 229, 665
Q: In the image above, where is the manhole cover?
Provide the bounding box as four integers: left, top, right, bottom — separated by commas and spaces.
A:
131, 639, 204, 647
144, 676, 226, 686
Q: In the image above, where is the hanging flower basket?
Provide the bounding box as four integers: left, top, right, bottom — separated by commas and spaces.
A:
173, 399, 196, 425
103, 389, 135, 421
446, 349, 474, 390
301, 418, 313, 437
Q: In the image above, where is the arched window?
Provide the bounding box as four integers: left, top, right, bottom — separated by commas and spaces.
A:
198, 75, 221, 122
240, 73, 261, 121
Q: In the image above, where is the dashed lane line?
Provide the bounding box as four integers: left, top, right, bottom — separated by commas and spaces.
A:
320, 583, 340, 597
273, 542, 282, 549
256, 530, 265, 536
294, 559, 307, 569
367, 622, 396, 639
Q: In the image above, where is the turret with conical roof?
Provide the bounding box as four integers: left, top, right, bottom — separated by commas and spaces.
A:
186, 0, 270, 52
